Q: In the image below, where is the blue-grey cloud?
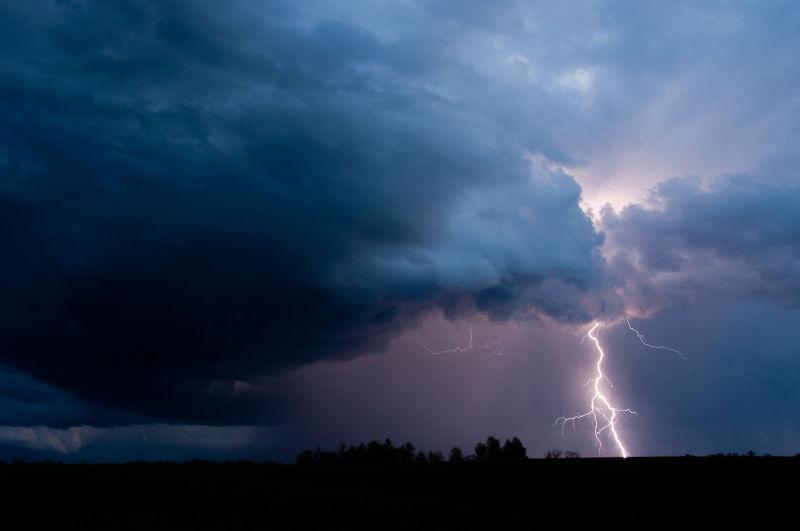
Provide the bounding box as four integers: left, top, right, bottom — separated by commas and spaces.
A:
0, 0, 612, 426
602, 174, 800, 316
0, 364, 145, 428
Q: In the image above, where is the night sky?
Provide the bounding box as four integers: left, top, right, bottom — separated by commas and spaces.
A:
2, 0, 800, 461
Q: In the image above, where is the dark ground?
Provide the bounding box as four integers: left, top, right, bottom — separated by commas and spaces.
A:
1, 457, 795, 529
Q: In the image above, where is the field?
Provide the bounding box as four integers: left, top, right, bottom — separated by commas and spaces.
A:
1, 457, 795, 529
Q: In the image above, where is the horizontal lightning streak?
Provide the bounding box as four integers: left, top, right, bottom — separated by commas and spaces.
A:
405, 328, 503, 356
627, 318, 687, 359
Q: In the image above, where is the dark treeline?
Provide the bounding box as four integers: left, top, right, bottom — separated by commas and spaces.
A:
297, 436, 535, 465
2, 444, 794, 468
296, 437, 800, 465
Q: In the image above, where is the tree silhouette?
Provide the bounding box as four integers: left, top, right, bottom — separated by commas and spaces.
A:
296, 449, 314, 465
473, 436, 528, 462
400, 442, 416, 463
427, 450, 444, 463
486, 436, 502, 461
474, 442, 488, 461
449, 447, 464, 463
501, 437, 527, 461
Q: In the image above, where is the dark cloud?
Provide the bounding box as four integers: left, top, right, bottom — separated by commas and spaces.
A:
0, 1, 610, 425
0, 364, 145, 428
602, 174, 800, 316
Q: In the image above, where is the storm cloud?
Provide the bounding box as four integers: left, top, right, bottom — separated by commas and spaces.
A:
603, 174, 800, 317
0, 0, 612, 424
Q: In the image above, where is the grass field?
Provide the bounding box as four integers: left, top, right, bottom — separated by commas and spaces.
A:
1, 457, 795, 529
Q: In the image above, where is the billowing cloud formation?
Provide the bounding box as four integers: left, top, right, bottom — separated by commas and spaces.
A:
0, 1, 614, 424
603, 175, 800, 316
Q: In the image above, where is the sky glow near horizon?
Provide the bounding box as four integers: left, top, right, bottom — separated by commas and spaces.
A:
1, 1, 800, 461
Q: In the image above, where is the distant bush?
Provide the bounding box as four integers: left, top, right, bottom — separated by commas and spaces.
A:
544, 450, 562, 459
449, 447, 464, 463
297, 439, 422, 465
427, 450, 445, 463
184, 459, 214, 465
474, 442, 488, 461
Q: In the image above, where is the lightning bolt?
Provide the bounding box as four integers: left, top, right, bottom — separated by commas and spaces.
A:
627, 318, 687, 360
405, 328, 504, 356
555, 322, 636, 458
